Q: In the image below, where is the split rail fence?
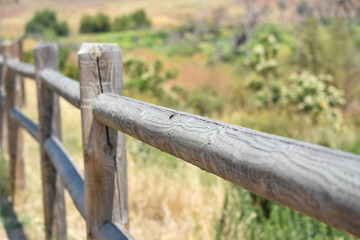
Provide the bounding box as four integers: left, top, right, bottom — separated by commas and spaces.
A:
0, 39, 359, 239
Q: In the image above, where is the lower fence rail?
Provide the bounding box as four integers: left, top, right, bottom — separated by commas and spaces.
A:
98, 222, 134, 240
9, 106, 39, 142
44, 136, 85, 218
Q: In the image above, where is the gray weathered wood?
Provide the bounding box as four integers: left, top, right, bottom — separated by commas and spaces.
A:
4, 41, 25, 207
78, 43, 129, 239
35, 42, 67, 240
0, 55, 3, 65
98, 222, 134, 240
9, 107, 39, 142
93, 94, 360, 237
7, 58, 36, 79
44, 136, 85, 218
0, 42, 10, 151
40, 69, 80, 108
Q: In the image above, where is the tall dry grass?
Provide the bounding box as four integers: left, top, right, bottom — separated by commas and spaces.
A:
0, 78, 226, 239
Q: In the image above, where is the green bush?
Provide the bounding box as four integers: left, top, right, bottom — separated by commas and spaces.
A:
25, 9, 69, 37
284, 71, 345, 124
79, 12, 110, 33
216, 183, 356, 240
113, 9, 151, 31
123, 56, 177, 103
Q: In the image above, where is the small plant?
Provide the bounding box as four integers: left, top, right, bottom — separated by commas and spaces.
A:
285, 71, 345, 123
246, 34, 283, 107
25, 9, 69, 37
79, 12, 110, 33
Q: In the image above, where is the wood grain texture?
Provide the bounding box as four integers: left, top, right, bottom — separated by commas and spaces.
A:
9, 106, 39, 142
7, 58, 36, 79
16, 39, 26, 107
78, 43, 129, 239
98, 222, 134, 240
34, 42, 67, 240
93, 94, 360, 237
0, 42, 11, 152
3, 41, 25, 207
44, 136, 85, 218
40, 69, 80, 108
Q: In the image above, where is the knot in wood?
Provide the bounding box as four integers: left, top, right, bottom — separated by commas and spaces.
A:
90, 45, 104, 60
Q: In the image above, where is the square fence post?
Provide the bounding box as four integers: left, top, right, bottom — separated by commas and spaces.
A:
3, 41, 25, 207
78, 43, 129, 239
34, 42, 67, 240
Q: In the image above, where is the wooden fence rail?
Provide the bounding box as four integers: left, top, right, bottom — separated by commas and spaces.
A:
0, 39, 359, 239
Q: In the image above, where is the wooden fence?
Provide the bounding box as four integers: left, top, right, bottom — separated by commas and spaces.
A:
0, 39, 359, 239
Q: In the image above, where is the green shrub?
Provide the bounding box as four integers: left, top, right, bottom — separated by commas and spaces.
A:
284, 71, 345, 124
79, 12, 110, 33
25, 9, 69, 37
246, 34, 283, 107
216, 183, 356, 240
113, 9, 151, 31
123, 56, 177, 103
186, 86, 225, 116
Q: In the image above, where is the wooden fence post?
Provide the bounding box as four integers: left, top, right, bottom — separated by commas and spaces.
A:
78, 43, 129, 239
3, 41, 25, 207
0, 41, 9, 152
17, 39, 26, 107
34, 42, 67, 240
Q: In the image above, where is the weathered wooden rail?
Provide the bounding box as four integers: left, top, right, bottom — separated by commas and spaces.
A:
0, 39, 360, 239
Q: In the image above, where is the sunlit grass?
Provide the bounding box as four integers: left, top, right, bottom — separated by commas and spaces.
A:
0, 77, 227, 239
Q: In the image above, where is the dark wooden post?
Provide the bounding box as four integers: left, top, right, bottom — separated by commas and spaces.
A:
17, 39, 26, 107
3, 41, 25, 207
0, 41, 9, 152
78, 43, 129, 239
34, 42, 67, 240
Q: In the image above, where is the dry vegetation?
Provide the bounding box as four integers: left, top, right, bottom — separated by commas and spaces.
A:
0, 79, 226, 239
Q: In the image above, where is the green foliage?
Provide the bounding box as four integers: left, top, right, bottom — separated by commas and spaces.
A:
246, 34, 283, 107
216, 184, 356, 240
113, 9, 151, 31
295, 17, 323, 75
284, 72, 345, 123
58, 44, 79, 80
123, 56, 177, 102
186, 86, 225, 116
295, 18, 360, 103
79, 12, 110, 33
25, 9, 69, 37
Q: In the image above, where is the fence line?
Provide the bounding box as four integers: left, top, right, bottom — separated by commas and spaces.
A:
0, 39, 359, 239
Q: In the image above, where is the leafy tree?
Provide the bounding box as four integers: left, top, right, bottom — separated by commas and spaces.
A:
25, 9, 69, 37
79, 12, 110, 33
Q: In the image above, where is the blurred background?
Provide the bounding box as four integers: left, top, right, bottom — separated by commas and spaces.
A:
1, 0, 360, 239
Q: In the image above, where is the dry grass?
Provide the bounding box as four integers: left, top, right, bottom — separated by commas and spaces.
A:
0, 76, 225, 239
